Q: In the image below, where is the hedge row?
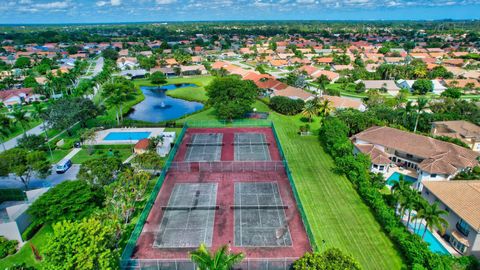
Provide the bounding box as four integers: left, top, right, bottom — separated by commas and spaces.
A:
319, 117, 478, 270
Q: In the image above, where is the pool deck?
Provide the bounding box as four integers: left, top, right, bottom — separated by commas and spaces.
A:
90, 127, 165, 145
385, 166, 418, 180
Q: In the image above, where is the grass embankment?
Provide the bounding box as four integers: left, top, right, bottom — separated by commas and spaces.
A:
270, 113, 404, 270
0, 225, 52, 269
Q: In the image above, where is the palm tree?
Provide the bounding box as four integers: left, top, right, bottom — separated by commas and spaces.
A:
301, 100, 319, 122
315, 74, 330, 94
402, 100, 414, 126
413, 202, 449, 239
318, 99, 334, 121
0, 124, 11, 151
190, 243, 244, 270
413, 97, 429, 133
10, 108, 30, 137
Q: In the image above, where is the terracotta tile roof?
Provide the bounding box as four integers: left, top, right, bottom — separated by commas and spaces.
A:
0, 88, 33, 100
134, 139, 150, 150
311, 70, 339, 81
432, 120, 480, 140
423, 180, 480, 231
322, 95, 364, 110
443, 79, 480, 88
352, 126, 479, 175
355, 144, 391, 164
273, 86, 313, 101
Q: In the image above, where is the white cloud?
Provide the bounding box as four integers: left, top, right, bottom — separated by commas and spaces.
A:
96, 0, 121, 7
32, 1, 70, 9
156, 0, 176, 4
111, 0, 121, 6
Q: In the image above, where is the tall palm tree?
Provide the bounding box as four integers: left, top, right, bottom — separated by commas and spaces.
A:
190, 244, 244, 270
318, 99, 333, 120
0, 124, 11, 151
10, 108, 30, 137
301, 100, 319, 122
402, 100, 414, 126
413, 202, 449, 239
413, 98, 429, 133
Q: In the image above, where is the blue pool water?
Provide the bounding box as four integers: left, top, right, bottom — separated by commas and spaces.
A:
386, 172, 417, 186
410, 224, 450, 254
104, 132, 151, 141
127, 84, 204, 123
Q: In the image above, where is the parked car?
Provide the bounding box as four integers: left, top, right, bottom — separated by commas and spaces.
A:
56, 159, 72, 174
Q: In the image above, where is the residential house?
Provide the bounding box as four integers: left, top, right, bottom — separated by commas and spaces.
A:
0, 88, 42, 106
421, 181, 480, 258
180, 65, 207, 76
397, 79, 447, 95
116, 57, 139, 70
360, 80, 401, 96
431, 121, 480, 152
352, 126, 479, 189
272, 86, 314, 101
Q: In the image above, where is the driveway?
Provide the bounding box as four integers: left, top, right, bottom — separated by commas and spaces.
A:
0, 164, 80, 190
0, 123, 46, 153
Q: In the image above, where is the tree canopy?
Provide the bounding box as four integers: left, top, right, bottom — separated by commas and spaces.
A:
77, 157, 124, 187
0, 148, 50, 189
206, 76, 259, 119
293, 248, 362, 270
28, 180, 104, 224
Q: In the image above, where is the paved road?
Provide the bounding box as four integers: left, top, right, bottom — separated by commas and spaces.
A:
0, 165, 80, 190
0, 123, 46, 153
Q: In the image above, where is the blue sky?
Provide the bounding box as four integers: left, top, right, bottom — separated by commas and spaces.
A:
0, 0, 479, 24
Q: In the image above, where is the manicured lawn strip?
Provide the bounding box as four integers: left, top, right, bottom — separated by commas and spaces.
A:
47, 149, 71, 164
2, 120, 42, 142
70, 147, 133, 164
270, 113, 404, 270
166, 86, 208, 102
0, 225, 52, 269
134, 76, 214, 103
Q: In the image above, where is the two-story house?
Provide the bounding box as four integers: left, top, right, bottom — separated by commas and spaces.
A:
352, 126, 479, 190
421, 181, 480, 258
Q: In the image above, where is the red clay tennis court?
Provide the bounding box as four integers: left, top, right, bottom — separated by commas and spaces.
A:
126, 127, 312, 269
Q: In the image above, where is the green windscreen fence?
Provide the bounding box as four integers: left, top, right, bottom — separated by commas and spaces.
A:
120, 121, 318, 268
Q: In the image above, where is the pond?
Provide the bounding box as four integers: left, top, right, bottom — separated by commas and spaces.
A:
127, 84, 204, 123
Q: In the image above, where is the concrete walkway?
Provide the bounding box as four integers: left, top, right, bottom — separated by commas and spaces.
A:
62, 148, 82, 161
0, 123, 46, 153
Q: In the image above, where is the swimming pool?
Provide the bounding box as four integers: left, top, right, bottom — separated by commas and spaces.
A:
386, 172, 417, 186
410, 224, 450, 254
103, 132, 151, 141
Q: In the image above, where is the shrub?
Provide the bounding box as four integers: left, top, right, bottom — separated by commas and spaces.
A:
21, 221, 42, 241
0, 236, 18, 259
28, 180, 104, 225
269, 96, 305, 115
293, 248, 362, 270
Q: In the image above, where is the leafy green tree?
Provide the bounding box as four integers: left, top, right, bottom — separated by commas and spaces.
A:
269, 96, 305, 115
42, 97, 102, 131
206, 76, 258, 119
412, 79, 433, 95
173, 49, 192, 65
441, 88, 462, 99
150, 71, 167, 87
190, 243, 244, 270
14, 57, 31, 69
104, 169, 150, 224
23, 76, 38, 88
101, 48, 119, 61
293, 248, 362, 270
44, 218, 119, 270
17, 134, 46, 151
132, 152, 163, 173
0, 148, 50, 189
355, 82, 366, 93
77, 157, 123, 187
28, 180, 103, 224
0, 236, 18, 259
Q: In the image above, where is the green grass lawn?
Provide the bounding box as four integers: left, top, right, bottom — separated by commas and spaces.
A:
71, 147, 133, 164
2, 119, 42, 142
134, 76, 214, 103
47, 149, 71, 164
270, 113, 404, 270
0, 225, 52, 269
